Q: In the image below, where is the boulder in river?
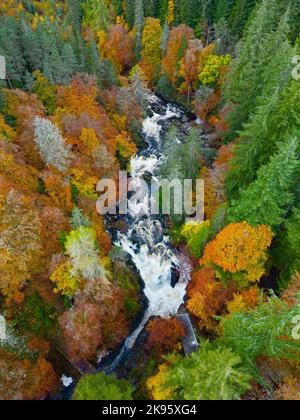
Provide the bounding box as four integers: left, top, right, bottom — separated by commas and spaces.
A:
182, 123, 191, 134
201, 133, 219, 144
171, 266, 180, 288
143, 171, 153, 184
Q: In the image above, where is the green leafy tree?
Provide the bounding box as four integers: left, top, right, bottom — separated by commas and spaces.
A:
13, 292, 57, 339
65, 227, 107, 281
32, 70, 57, 115
73, 373, 133, 400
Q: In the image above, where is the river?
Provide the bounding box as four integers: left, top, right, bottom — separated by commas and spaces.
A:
101, 95, 193, 373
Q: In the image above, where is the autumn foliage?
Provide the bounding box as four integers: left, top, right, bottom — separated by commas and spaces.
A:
0, 348, 57, 400
141, 18, 162, 82
187, 267, 236, 332
162, 25, 194, 85
201, 222, 274, 285
105, 24, 135, 72
146, 317, 186, 356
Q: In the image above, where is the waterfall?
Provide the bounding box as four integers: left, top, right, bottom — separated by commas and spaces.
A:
102, 97, 192, 373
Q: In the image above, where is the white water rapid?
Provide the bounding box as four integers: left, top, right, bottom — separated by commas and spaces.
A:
103, 97, 192, 372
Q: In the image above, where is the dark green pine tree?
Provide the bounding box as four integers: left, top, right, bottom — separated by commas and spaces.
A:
134, 0, 144, 59
157, 0, 169, 24
65, 0, 85, 31
144, 0, 159, 17
101, 60, 119, 88
228, 135, 299, 228
69, 31, 88, 73
112, 0, 124, 16
24, 70, 34, 92
277, 0, 300, 43
224, 0, 280, 139
21, 23, 43, 72
273, 207, 300, 289
86, 42, 104, 79
60, 43, 78, 85
124, 0, 136, 28
0, 17, 26, 85
43, 44, 67, 85
213, 0, 235, 22
220, 295, 300, 375
225, 12, 299, 197
228, 0, 258, 39
174, 0, 205, 29
174, 0, 189, 26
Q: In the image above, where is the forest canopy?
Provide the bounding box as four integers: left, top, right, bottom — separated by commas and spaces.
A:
0, 0, 299, 402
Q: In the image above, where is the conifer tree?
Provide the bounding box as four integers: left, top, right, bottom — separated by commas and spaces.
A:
160, 22, 170, 54
220, 295, 300, 373
82, 0, 111, 32
134, 0, 144, 59
147, 342, 251, 400
213, 0, 234, 23
66, 0, 84, 31
112, 0, 124, 16
273, 207, 300, 287
124, 0, 136, 27
43, 45, 66, 85
224, 0, 279, 138
228, 135, 299, 227
21, 24, 43, 72
228, 0, 258, 39
61, 43, 78, 85
226, 13, 299, 196
129, 65, 151, 110
0, 17, 26, 84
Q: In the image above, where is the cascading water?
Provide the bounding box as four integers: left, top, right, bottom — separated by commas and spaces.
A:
103, 96, 192, 372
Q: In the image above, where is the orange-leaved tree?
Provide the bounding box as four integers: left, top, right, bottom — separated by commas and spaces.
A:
187, 267, 236, 332
105, 24, 135, 73
201, 222, 274, 286
146, 317, 186, 356
162, 24, 194, 85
